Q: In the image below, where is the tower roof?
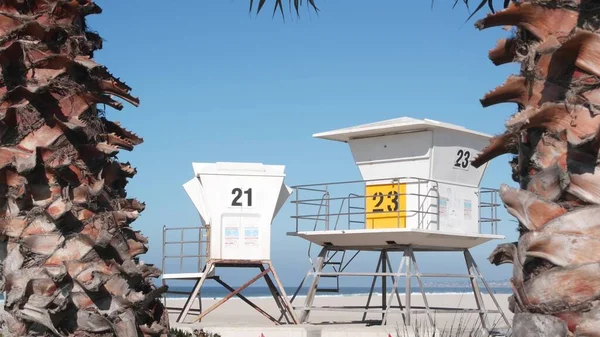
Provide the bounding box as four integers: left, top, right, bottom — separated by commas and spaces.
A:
313, 117, 491, 142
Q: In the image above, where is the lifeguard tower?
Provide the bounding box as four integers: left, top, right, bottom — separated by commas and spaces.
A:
161, 162, 298, 324
287, 117, 510, 332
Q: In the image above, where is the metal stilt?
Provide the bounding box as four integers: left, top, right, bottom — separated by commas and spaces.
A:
174, 261, 297, 325
362, 252, 384, 322
383, 247, 407, 325
267, 261, 300, 324
381, 251, 387, 322
409, 247, 435, 327
384, 251, 406, 325
177, 262, 213, 323
405, 247, 412, 325
464, 249, 490, 331
295, 246, 510, 334
300, 247, 327, 323
465, 250, 511, 328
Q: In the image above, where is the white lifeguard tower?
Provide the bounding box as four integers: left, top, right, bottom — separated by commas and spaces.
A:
286, 117, 510, 333
161, 162, 298, 324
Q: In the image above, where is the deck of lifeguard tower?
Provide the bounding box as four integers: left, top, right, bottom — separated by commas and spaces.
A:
288, 178, 503, 251
161, 117, 512, 336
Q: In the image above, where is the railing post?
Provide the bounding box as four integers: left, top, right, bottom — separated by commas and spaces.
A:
417, 179, 421, 229
478, 189, 482, 235
180, 228, 184, 273
295, 187, 299, 233
325, 185, 330, 231
206, 225, 211, 261
494, 189, 499, 235
347, 192, 351, 230
436, 182, 440, 231
198, 227, 202, 272
397, 179, 402, 229
162, 225, 166, 306
162, 225, 166, 274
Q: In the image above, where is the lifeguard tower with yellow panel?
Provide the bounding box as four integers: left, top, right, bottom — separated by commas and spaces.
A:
339, 116, 489, 235
286, 117, 510, 335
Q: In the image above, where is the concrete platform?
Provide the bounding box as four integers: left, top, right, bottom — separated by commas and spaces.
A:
170, 324, 441, 337
172, 324, 307, 337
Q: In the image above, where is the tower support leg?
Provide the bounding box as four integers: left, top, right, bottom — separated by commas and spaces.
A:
265, 261, 300, 324
177, 261, 214, 323
381, 251, 387, 322
408, 247, 435, 327
290, 245, 511, 333
384, 251, 406, 325
465, 249, 511, 330
278, 262, 314, 322
405, 247, 412, 325
300, 247, 328, 323
383, 247, 410, 326
464, 249, 490, 331
212, 276, 281, 323
193, 266, 271, 322
362, 251, 384, 322
188, 261, 298, 325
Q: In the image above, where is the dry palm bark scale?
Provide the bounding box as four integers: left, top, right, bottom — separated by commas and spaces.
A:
0, 1, 169, 336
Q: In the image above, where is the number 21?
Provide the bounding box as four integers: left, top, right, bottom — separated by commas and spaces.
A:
231, 188, 252, 206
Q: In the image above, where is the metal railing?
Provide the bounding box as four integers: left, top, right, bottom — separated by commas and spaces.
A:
161, 225, 209, 276
478, 187, 501, 235
290, 176, 500, 236
291, 177, 439, 233
161, 225, 210, 308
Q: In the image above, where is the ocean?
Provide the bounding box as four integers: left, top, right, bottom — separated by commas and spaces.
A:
0, 286, 513, 302
163, 286, 513, 299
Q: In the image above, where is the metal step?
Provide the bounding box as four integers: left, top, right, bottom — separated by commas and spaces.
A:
488, 327, 512, 337
323, 261, 342, 265
316, 273, 340, 292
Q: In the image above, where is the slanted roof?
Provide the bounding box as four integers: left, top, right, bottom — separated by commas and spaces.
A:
313, 117, 491, 142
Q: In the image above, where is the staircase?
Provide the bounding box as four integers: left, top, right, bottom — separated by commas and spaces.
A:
315, 250, 345, 293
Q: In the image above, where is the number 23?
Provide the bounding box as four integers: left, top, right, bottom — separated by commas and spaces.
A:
454, 149, 470, 169
372, 191, 399, 212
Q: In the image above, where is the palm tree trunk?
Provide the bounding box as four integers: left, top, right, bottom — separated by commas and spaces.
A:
0, 1, 169, 336
473, 0, 600, 335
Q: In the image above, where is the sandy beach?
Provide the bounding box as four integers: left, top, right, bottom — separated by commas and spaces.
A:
166, 293, 513, 335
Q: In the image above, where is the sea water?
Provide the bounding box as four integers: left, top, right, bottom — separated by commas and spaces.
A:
162, 286, 513, 300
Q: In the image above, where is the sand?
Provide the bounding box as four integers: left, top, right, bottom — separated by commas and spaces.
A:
166, 293, 513, 334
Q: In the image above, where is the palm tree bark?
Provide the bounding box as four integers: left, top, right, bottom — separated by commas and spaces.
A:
0, 1, 169, 336
474, 0, 600, 335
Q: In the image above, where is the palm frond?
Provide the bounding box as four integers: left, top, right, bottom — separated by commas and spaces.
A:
249, 0, 319, 19
248, 0, 512, 20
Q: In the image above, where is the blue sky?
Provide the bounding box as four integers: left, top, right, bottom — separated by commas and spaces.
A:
86, 1, 521, 286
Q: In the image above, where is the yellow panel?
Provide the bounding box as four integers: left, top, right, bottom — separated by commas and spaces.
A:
365, 183, 407, 229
